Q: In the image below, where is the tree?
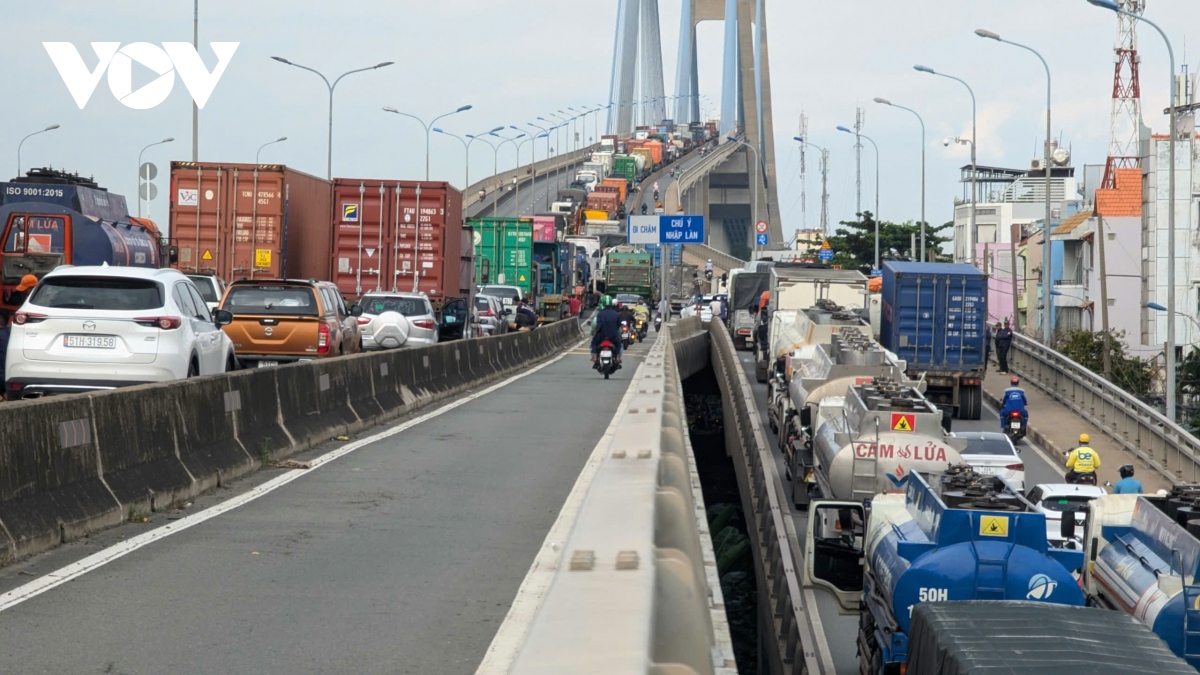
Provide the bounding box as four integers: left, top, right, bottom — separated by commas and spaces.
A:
1055, 329, 1153, 398
823, 212, 953, 267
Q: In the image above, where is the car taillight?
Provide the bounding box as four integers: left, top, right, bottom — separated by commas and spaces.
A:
317, 323, 331, 354
134, 316, 182, 330
1005, 463, 1025, 471
737, 328, 751, 336
413, 319, 435, 330
13, 312, 46, 325
356, 317, 371, 325
481, 308, 494, 317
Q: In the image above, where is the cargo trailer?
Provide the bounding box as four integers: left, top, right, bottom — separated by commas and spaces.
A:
471, 217, 537, 301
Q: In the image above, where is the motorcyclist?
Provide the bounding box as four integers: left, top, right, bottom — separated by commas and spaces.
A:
591, 296, 622, 368
617, 302, 636, 329
705, 259, 714, 276
632, 302, 650, 337
1112, 465, 1144, 494
1064, 433, 1101, 484
641, 202, 648, 215
998, 375, 1028, 431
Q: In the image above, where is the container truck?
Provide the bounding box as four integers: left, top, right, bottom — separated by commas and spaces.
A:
804, 467, 1086, 674
1064, 487, 1200, 670
728, 268, 768, 350
757, 266, 870, 382
604, 246, 653, 302
533, 241, 571, 321
612, 156, 638, 187
879, 262, 987, 420
471, 217, 538, 304
599, 177, 628, 204
585, 192, 619, 219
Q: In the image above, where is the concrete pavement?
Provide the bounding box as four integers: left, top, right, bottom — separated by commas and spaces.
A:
0, 337, 654, 675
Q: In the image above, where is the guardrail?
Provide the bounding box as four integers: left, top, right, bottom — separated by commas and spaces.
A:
677, 138, 741, 196
1011, 333, 1200, 484
477, 326, 736, 674
463, 144, 599, 212
683, 244, 746, 277
704, 318, 825, 674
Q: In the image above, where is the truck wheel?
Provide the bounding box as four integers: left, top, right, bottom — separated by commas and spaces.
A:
960, 384, 983, 421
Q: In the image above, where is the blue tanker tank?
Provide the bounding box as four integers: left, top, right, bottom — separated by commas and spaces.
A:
859, 470, 1085, 670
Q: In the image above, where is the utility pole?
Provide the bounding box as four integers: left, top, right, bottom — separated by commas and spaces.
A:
820, 149, 829, 234
192, 0, 199, 161
854, 107, 864, 215
1097, 212, 1112, 380
1009, 223, 1020, 328
799, 112, 808, 230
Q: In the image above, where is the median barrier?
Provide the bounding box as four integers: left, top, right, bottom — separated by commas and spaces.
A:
0, 319, 581, 563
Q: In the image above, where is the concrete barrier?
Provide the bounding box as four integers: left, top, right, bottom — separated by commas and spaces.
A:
0, 319, 582, 564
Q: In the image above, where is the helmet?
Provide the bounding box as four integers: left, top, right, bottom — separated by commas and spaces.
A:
1119, 464, 1135, 479
1078, 433, 1090, 444
601, 295, 613, 308
1010, 375, 1020, 386
708, 259, 712, 262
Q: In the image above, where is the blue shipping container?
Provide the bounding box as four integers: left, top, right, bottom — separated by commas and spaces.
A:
880, 261, 987, 372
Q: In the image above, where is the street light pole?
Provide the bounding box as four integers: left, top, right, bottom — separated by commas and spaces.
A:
839, 126, 880, 269
17, 124, 61, 177
728, 136, 763, 251
528, 122, 553, 209
1089, 0, 1177, 419
137, 135, 175, 218
875, 97, 927, 260
977, 29, 1053, 342
795, 136, 829, 234
471, 135, 501, 216
255, 136, 287, 165
272, 57, 394, 180
915, 65, 977, 266
382, 104, 473, 181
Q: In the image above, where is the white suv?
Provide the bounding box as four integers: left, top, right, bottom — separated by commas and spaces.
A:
5, 266, 237, 399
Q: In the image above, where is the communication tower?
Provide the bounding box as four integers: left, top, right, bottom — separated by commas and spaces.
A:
1102, 0, 1144, 189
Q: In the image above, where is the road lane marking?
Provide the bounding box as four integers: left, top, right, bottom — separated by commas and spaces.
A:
0, 341, 585, 614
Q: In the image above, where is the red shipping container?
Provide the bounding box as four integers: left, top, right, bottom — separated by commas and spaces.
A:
532, 215, 556, 242
330, 179, 465, 306
169, 162, 332, 283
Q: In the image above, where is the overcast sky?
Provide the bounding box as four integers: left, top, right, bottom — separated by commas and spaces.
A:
5, 1, 1200, 235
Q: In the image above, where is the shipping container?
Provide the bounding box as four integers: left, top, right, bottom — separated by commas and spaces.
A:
471, 217, 536, 298
330, 179, 465, 305
630, 148, 654, 171
643, 141, 664, 166
532, 215, 557, 242
612, 156, 638, 185
600, 177, 628, 204
169, 162, 331, 284
585, 192, 619, 218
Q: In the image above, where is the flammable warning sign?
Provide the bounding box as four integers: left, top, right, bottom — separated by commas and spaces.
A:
891, 413, 915, 432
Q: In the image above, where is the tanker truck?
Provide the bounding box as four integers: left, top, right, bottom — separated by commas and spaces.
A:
804, 467, 1087, 674
1064, 487, 1200, 670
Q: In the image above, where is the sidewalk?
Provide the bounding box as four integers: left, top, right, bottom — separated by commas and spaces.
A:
981, 358, 1172, 493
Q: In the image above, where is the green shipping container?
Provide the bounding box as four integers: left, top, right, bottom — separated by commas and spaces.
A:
470, 217, 535, 297
613, 155, 638, 185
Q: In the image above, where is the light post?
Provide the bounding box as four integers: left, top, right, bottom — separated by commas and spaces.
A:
727, 136, 765, 250
255, 136, 286, 165
492, 131, 526, 171
914, 64, 977, 267
512, 134, 546, 218
1088, 1, 1178, 420
874, 97, 927, 260
435, 125, 504, 189
976, 29, 1053, 345
271, 57, 393, 180
528, 122, 554, 209
795, 136, 829, 234
382, 104, 473, 181
16, 124, 60, 177
136, 135, 174, 218
471, 134, 502, 216
493, 131, 526, 213
838, 126, 880, 270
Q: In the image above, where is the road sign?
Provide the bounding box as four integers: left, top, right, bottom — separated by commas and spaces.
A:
818, 248, 834, 262
756, 233, 769, 246
628, 216, 660, 244
138, 183, 158, 201
755, 220, 769, 234
659, 214, 705, 244
820, 240, 832, 250
139, 162, 157, 181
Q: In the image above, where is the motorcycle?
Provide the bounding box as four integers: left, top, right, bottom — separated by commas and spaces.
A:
653, 189, 660, 201
597, 339, 619, 379
635, 318, 647, 342
1003, 410, 1027, 442
620, 321, 634, 349
1070, 472, 1099, 486
654, 314, 662, 332
704, 269, 713, 281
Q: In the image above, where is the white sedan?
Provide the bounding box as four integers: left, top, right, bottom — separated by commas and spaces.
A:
1025, 483, 1107, 548
954, 431, 1026, 492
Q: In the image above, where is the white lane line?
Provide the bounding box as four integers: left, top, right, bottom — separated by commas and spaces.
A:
475, 357, 647, 674
0, 344, 582, 614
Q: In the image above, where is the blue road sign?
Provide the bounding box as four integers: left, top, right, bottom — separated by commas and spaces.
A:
756, 233, 769, 246
818, 248, 834, 261
659, 215, 705, 244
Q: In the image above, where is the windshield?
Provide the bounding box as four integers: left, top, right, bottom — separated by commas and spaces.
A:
1038, 496, 1096, 512
615, 294, 641, 305
961, 437, 1017, 456
362, 295, 429, 317
188, 277, 219, 303
30, 276, 163, 311
223, 286, 319, 316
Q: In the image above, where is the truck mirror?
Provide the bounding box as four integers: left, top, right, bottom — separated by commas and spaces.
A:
168, 245, 179, 264
1060, 509, 1078, 541
799, 407, 812, 429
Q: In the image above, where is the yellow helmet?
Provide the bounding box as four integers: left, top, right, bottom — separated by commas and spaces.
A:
1079, 433, 1090, 444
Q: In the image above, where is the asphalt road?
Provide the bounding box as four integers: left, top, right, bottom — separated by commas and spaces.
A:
733, 344, 1064, 674
0, 336, 655, 675
468, 167, 577, 219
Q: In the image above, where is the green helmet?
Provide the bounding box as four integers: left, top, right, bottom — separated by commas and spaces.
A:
601, 295, 614, 308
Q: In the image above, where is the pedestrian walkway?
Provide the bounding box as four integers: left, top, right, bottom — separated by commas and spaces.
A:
981, 360, 1171, 493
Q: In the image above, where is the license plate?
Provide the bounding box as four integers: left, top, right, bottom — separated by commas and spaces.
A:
64, 335, 115, 349
975, 466, 999, 475
601, 350, 613, 358
256, 361, 279, 368
1011, 422, 1022, 429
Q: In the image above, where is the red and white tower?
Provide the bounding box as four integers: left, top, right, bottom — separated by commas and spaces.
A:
1102, 0, 1144, 189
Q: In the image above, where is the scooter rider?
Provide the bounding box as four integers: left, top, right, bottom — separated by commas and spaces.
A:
617, 302, 636, 330
1112, 465, 1144, 494
998, 375, 1028, 431
591, 296, 622, 369
1064, 434, 1101, 484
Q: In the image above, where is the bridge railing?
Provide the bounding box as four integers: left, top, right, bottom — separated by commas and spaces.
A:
1011, 333, 1200, 484
677, 138, 741, 197
463, 144, 599, 212
683, 244, 746, 277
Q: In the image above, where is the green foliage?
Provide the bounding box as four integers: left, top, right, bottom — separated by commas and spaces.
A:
823, 212, 953, 268
1055, 329, 1153, 397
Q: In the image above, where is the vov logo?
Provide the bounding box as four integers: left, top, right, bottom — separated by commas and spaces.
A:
43, 42, 239, 110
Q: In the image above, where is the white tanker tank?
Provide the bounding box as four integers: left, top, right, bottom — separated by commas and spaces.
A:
797, 379, 965, 507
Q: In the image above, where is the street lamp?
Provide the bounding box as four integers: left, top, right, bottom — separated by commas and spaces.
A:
136, 135, 174, 218
914, 64, 978, 267
838, 126, 880, 269
437, 126, 502, 189
727, 136, 766, 250
511, 133, 547, 218
874, 97, 927, 260
977, 28, 1054, 346
528, 122, 554, 209
795, 136, 830, 234
16, 124, 60, 177
1088, 1, 1179, 421
271, 57, 393, 179
382, 104, 473, 181
255, 136, 286, 164
491, 131, 526, 171
470, 134, 502, 216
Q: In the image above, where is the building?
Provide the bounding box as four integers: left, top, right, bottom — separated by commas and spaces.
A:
793, 229, 824, 253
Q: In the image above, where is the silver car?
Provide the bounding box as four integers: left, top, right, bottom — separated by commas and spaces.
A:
186, 274, 227, 314
358, 293, 440, 349
475, 294, 508, 336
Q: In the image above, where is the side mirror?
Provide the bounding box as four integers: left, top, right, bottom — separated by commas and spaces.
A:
350, 305, 364, 317
168, 245, 179, 264
213, 309, 234, 327
1060, 509, 1078, 541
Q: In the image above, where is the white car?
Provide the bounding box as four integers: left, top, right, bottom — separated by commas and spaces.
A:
1025, 483, 1107, 548
186, 274, 227, 313
358, 293, 440, 350
954, 431, 1026, 492
5, 266, 236, 399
